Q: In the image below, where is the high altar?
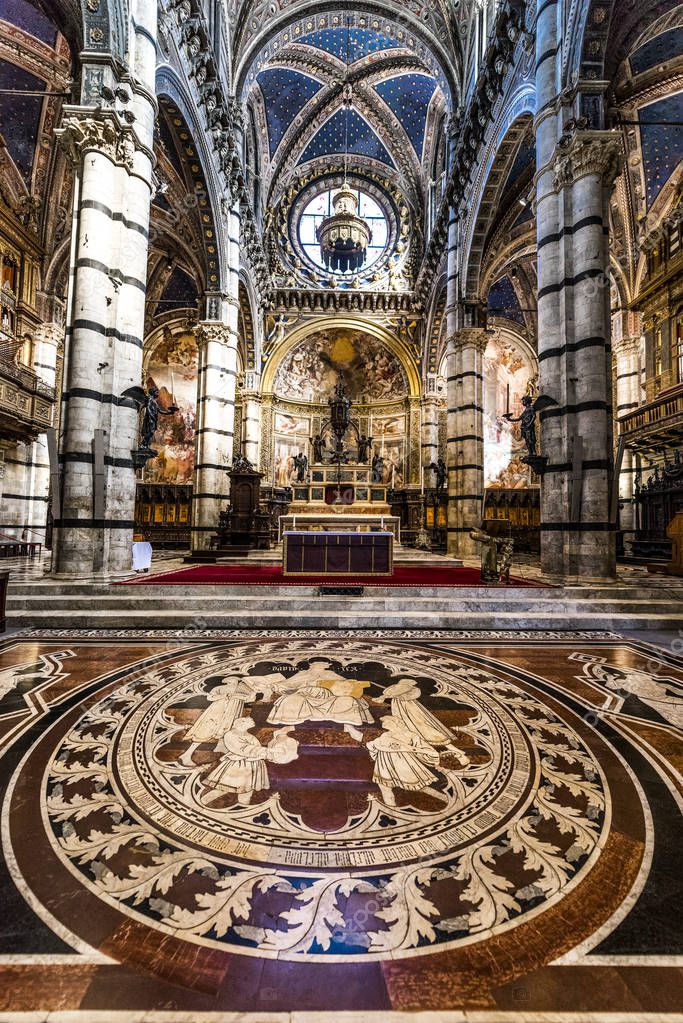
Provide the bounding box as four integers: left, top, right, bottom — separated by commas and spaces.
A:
279, 460, 401, 541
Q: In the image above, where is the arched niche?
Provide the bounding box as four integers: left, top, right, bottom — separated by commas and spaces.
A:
262, 318, 421, 398
262, 319, 420, 488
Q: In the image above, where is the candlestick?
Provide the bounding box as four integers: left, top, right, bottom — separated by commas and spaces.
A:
421, 464, 424, 495
506, 383, 510, 415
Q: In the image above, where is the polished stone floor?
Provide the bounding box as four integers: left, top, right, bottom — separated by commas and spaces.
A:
0, 630, 680, 1020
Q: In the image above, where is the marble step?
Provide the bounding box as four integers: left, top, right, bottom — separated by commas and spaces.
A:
6, 591, 678, 614
7, 605, 682, 630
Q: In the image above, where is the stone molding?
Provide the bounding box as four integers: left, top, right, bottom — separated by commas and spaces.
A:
552, 129, 622, 192
55, 109, 138, 170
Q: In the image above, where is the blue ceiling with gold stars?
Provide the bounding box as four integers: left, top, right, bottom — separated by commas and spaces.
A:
630, 29, 683, 75
298, 108, 395, 167
374, 74, 436, 157
299, 27, 401, 62
0, 60, 45, 182
257, 68, 323, 156
639, 94, 683, 208
3, 0, 57, 47
488, 276, 524, 325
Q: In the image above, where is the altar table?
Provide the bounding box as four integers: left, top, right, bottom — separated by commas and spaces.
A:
278, 513, 401, 542
283, 531, 394, 577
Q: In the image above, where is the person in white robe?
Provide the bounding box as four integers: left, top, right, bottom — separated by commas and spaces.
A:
380, 678, 469, 764
180, 676, 263, 766
201, 718, 297, 806
267, 660, 372, 739
366, 715, 448, 807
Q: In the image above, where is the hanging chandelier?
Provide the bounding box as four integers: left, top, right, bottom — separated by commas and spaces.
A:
316, 20, 372, 275
316, 178, 372, 274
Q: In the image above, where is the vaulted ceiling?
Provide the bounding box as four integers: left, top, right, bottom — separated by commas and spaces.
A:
242, 14, 452, 209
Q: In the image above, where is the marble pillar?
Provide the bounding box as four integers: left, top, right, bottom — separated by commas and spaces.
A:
421, 393, 440, 477
446, 328, 488, 559
50, 5, 156, 576
27, 322, 60, 535
52, 107, 154, 576
191, 310, 239, 552
534, 0, 620, 580
241, 371, 262, 467
614, 334, 644, 535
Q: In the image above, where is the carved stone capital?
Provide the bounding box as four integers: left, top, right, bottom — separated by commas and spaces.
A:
55, 109, 137, 170
194, 322, 236, 349
553, 130, 622, 191
34, 322, 63, 348
613, 335, 642, 359
448, 328, 489, 354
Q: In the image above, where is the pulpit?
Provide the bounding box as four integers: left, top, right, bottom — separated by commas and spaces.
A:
214, 461, 271, 550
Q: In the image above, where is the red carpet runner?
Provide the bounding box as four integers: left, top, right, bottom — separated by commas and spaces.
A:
121, 564, 543, 587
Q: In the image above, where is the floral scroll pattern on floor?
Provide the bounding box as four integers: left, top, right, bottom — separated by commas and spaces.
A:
0, 632, 680, 1016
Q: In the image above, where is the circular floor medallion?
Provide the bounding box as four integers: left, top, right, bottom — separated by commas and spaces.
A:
43, 639, 609, 960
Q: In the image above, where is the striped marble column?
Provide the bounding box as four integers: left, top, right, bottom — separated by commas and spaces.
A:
242, 371, 262, 467
421, 394, 440, 475
192, 308, 239, 553
52, 103, 155, 577
447, 328, 487, 559
444, 213, 460, 558
614, 334, 644, 534
28, 322, 60, 535
534, 0, 620, 579
537, 129, 620, 580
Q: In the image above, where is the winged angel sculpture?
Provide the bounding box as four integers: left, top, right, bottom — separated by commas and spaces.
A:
502, 393, 557, 462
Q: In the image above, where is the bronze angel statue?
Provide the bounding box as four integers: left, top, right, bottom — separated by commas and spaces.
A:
122, 385, 179, 451
502, 394, 557, 459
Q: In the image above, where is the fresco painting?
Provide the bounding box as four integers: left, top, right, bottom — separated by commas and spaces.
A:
274, 330, 408, 403
144, 331, 198, 485
484, 335, 536, 489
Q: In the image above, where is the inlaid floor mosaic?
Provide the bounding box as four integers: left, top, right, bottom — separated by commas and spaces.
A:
0, 630, 680, 1019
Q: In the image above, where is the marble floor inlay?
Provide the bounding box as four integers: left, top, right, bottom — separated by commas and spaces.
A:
0, 632, 680, 1017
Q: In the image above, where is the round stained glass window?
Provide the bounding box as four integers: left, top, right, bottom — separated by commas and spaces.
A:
298, 188, 388, 273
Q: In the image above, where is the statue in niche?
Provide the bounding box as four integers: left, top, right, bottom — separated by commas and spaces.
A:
293, 451, 308, 482
358, 435, 372, 464
372, 453, 385, 483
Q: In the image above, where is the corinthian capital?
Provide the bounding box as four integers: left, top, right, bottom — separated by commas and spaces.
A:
55, 109, 136, 170
449, 327, 489, 354
194, 322, 236, 349
553, 130, 622, 191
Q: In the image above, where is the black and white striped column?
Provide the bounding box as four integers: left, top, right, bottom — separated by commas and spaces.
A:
447, 328, 487, 559
52, 103, 155, 576
192, 307, 240, 552
534, 0, 620, 579
614, 333, 644, 533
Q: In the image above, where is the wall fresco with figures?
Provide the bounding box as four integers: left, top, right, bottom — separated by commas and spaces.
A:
144, 331, 198, 485
273, 330, 408, 403
484, 333, 537, 489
